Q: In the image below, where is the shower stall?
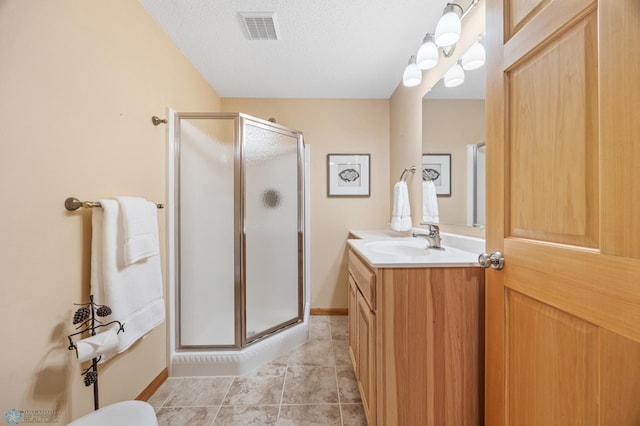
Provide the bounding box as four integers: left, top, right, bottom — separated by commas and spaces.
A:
167, 112, 309, 376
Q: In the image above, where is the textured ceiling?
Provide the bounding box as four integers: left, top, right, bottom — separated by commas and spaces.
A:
138, 0, 484, 99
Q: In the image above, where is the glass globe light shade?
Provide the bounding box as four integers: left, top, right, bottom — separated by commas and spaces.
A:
434, 4, 462, 47
416, 34, 439, 70
462, 41, 486, 70
403, 56, 422, 87
444, 62, 465, 87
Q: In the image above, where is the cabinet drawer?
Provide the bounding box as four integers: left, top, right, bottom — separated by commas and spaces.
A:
348, 250, 375, 309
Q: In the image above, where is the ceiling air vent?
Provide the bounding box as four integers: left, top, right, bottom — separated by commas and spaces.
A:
239, 12, 280, 41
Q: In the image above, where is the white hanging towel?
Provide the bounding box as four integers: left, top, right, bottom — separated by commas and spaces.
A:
390, 181, 412, 231
114, 196, 160, 265
422, 180, 440, 224
91, 198, 165, 355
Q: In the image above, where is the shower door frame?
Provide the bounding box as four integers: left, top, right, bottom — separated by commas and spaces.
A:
466, 141, 486, 228
172, 112, 305, 350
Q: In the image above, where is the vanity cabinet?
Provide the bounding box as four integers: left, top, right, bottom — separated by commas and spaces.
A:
348, 248, 485, 426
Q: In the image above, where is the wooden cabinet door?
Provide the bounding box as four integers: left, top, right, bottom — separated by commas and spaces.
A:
356, 291, 376, 425
485, 0, 640, 424
348, 276, 358, 368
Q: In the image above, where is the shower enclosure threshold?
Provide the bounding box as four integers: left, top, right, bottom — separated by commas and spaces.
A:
170, 312, 310, 377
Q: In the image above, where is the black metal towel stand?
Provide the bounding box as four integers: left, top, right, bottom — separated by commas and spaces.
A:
67, 295, 124, 410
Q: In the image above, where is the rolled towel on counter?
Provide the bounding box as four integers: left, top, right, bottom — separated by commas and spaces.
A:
75, 330, 119, 363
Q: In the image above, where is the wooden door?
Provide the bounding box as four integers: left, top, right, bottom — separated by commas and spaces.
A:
485, 0, 640, 424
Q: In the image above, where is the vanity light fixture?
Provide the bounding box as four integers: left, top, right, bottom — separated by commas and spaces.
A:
461, 40, 485, 70
416, 34, 439, 70
401, 0, 482, 88
444, 61, 465, 87
434, 4, 463, 47
402, 56, 422, 87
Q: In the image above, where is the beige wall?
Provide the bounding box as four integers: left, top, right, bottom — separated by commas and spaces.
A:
423, 99, 485, 225
389, 85, 423, 223
0, 1, 220, 422
389, 2, 485, 227
222, 99, 391, 309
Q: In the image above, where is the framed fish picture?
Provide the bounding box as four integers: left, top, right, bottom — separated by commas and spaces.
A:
422, 153, 451, 196
327, 154, 370, 197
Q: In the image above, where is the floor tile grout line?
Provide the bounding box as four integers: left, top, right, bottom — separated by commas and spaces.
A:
276, 349, 292, 420
157, 404, 224, 408
278, 403, 342, 406
154, 377, 186, 411
209, 405, 222, 426
156, 377, 183, 409
209, 377, 234, 425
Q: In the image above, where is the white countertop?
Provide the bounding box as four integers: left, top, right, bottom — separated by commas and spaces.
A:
348, 228, 485, 268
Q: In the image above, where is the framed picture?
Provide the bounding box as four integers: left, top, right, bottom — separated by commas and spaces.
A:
422, 154, 451, 196
327, 154, 370, 197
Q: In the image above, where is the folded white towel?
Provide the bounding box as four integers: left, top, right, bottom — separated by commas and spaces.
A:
91, 199, 165, 355
390, 181, 412, 231
422, 180, 440, 224
114, 196, 160, 266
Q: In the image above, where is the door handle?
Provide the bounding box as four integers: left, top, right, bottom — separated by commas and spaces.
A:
478, 252, 504, 270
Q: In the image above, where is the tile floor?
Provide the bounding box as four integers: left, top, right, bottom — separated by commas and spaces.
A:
148, 316, 367, 425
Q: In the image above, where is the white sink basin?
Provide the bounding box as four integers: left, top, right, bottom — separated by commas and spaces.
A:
348, 234, 482, 268
364, 239, 431, 257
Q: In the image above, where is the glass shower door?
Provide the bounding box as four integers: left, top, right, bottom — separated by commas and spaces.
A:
178, 115, 237, 347
242, 117, 303, 342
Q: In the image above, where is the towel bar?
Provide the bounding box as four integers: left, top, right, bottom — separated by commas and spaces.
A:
65, 197, 164, 211
399, 166, 416, 182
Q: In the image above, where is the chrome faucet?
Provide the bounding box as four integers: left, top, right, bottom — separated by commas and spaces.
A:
412, 225, 442, 249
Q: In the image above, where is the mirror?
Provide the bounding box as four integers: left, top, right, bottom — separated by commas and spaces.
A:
422, 47, 486, 229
